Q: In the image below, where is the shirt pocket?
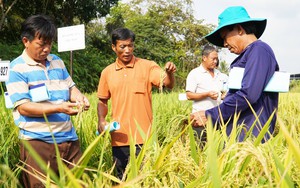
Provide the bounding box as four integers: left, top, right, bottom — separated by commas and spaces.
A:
133, 78, 146, 94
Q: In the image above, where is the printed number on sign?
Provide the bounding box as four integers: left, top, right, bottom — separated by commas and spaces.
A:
0, 66, 8, 76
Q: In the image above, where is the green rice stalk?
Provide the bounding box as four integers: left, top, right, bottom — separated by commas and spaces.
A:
187, 125, 199, 164
206, 117, 222, 188
135, 123, 155, 169
153, 124, 190, 170
239, 98, 276, 174
253, 110, 275, 146
0, 164, 20, 187
73, 129, 108, 179
114, 174, 147, 188
269, 144, 294, 187
95, 128, 112, 178
278, 118, 300, 168
126, 120, 156, 181
226, 110, 239, 145
45, 165, 52, 188
127, 127, 138, 180
64, 165, 85, 188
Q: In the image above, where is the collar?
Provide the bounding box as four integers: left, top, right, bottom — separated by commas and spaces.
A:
115, 56, 136, 70
21, 49, 53, 66
199, 64, 220, 75
230, 40, 259, 67
199, 64, 209, 73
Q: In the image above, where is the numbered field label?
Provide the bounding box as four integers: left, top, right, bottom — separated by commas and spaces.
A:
0, 61, 10, 82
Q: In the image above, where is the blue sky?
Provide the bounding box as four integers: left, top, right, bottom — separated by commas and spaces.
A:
193, 0, 300, 74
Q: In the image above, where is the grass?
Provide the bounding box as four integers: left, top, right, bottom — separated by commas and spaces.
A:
0, 89, 300, 187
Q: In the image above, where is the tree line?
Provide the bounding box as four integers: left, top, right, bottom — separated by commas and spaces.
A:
1, 0, 229, 93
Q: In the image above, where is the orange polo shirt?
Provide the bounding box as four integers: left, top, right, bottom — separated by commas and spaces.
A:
97, 56, 163, 146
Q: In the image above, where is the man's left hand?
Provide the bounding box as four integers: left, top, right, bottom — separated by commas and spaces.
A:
75, 95, 90, 112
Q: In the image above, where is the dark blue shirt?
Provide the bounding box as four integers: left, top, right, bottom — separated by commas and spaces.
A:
205, 40, 279, 142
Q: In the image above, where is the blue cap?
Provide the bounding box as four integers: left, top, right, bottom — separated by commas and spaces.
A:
205, 6, 267, 47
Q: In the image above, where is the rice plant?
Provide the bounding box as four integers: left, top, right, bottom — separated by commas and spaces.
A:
0, 90, 300, 187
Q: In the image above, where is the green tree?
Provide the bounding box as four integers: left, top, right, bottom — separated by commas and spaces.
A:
105, 2, 173, 64
217, 59, 229, 75
0, 0, 119, 42
0, 0, 18, 31
1, 0, 225, 92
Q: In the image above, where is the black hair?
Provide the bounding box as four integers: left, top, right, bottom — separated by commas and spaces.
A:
21, 15, 57, 42
240, 22, 257, 35
111, 28, 135, 46
223, 21, 257, 35
202, 45, 217, 57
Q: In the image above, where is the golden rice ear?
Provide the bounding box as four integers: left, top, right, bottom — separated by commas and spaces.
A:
159, 69, 167, 93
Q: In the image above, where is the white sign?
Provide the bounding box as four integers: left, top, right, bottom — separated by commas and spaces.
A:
0, 60, 10, 82
57, 24, 85, 52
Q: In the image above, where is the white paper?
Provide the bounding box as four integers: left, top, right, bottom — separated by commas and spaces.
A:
29, 83, 50, 102
178, 93, 188, 101
4, 92, 13, 109
228, 67, 290, 92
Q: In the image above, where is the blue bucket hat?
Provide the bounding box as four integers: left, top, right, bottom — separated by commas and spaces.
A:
205, 6, 267, 47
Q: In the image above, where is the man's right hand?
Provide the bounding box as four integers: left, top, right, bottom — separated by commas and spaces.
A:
190, 110, 207, 127
98, 121, 108, 134
207, 91, 219, 100
59, 102, 82, 116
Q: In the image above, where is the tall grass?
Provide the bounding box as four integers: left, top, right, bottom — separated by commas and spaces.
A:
0, 90, 300, 187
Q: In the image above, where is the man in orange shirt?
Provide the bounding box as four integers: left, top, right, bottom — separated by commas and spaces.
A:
97, 28, 176, 179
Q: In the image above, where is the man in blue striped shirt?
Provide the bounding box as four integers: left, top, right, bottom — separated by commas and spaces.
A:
5, 15, 90, 187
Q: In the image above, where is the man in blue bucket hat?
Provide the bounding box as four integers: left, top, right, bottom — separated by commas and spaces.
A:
191, 6, 279, 143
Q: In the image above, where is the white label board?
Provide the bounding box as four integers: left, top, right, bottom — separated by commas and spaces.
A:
57, 24, 85, 52
0, 60, 10, 82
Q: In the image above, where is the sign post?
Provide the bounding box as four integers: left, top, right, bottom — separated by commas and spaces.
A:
57, 24, 85, 77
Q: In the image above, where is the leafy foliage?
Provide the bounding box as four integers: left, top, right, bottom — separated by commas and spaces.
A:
0, 0, 118, 42
1, 0, 227, 93
218, 59, 230, 75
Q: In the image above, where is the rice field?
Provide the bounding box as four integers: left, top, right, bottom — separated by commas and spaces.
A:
0, 88, 300, 187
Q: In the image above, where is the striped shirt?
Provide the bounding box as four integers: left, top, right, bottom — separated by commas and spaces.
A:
5, 50, 78, 143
